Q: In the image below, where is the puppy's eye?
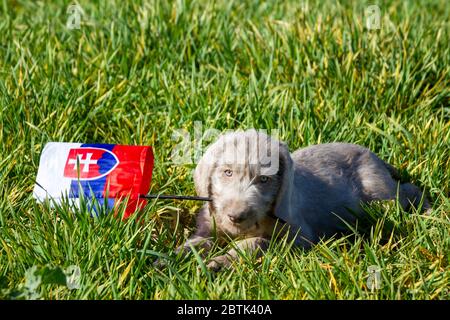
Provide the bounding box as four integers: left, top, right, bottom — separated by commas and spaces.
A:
224, 169, 233, 177
259, 175, 269, 183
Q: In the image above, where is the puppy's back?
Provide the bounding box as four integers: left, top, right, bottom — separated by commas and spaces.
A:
292, 142, 371, 167
289, 143, 399, 241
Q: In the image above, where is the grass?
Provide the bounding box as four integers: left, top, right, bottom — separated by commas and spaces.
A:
0, 0, 449, 299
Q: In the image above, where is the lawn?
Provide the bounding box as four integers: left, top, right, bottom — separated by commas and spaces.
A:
0, 0, 449, 299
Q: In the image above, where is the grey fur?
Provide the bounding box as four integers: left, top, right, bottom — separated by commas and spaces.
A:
181, 130, 431, 270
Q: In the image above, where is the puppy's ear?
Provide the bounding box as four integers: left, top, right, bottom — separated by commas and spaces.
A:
194, 138, 221, 197
194, 133, 230, 197
194, 151, 210, 197
274, 142, 294, 222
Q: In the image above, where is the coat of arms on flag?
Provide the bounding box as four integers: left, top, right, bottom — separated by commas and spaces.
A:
33, 142, 154, 218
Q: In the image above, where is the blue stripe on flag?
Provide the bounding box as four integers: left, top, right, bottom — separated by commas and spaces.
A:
81, 143, 115, 151
69, 143, 116, 199
86, 198, 116, 217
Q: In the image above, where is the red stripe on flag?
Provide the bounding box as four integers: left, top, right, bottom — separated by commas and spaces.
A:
104, 145, 154, 218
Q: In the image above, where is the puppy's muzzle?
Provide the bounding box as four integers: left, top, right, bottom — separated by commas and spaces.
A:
228, 210, 251, 224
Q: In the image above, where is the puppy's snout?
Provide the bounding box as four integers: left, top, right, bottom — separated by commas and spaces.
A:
225, 199, 252, 224
228, 214, 246, 224
227, 208, 251, 224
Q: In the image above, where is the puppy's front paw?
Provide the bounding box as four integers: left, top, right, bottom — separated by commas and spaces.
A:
153, 258, 167, 269
175, 244, 191, 256
207, 255, 231, 272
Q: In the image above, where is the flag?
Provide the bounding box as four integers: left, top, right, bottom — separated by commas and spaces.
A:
33, 142, 154, 218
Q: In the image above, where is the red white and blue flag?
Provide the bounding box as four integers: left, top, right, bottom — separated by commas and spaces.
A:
33, 142, 154, 218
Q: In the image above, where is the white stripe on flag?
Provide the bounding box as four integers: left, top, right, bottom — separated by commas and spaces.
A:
33, 142, 82, 202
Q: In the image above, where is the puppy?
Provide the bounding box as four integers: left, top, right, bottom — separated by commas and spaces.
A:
179, 130, 430, 270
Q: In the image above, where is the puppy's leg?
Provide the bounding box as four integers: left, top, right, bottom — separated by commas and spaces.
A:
154, 206, 213, 268
176, 205, 214, 257
207, 237, 269, 271
175, 235, 213, 256
399, 183, 431, 213
359, 155, 431, 214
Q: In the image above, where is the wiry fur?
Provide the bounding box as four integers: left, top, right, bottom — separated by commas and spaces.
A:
180, 130, 431, 270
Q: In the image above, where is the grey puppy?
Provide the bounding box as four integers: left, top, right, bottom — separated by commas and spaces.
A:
179, 129, 430, 270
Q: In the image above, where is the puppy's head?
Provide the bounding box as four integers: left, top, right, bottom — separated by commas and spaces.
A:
194, 129, 294, 236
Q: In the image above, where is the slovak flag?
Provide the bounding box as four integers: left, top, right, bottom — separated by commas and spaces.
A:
33, 142, 154, 218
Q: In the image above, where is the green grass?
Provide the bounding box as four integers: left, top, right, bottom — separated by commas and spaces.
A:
0, 0, 449, 299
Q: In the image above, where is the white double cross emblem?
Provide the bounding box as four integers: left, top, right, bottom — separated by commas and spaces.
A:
68, 153, 98, 173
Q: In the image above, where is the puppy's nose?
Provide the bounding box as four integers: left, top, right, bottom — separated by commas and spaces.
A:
228, 214, 245, 224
